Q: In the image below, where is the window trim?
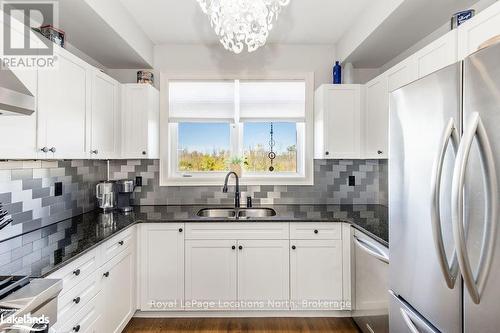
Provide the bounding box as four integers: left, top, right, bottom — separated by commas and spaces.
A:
159, 72, 314, 186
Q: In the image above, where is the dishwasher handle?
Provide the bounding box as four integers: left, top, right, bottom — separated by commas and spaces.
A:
354, 236, 389, 264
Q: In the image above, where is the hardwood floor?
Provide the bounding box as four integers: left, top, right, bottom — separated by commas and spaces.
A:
123, 317, 360, 333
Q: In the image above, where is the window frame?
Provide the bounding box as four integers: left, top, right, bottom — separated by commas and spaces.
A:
160, 72, 314, 186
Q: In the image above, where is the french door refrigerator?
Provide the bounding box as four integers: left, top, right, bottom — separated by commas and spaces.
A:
389, 40, 500, 333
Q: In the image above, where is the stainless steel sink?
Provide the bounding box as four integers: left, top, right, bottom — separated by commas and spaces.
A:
196, 207, 276, 219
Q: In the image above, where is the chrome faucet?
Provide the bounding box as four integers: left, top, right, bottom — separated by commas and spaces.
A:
222, 172, 240, 208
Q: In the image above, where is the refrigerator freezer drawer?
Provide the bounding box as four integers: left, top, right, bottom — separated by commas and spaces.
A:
389, 291, 439, 333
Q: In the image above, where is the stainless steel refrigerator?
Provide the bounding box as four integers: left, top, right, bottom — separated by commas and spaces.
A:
389, 40, 500, 333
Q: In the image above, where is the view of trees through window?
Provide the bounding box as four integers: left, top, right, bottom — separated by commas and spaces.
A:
177, 122, 297, 173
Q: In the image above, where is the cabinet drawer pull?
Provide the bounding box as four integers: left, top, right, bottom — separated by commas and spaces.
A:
40, 147, 48, 153
118, 240, 124, 246
73, 325, 81, 332
73, 296, 81, 304
103, 271, 110, 278
91, 149, 99, 155
292, 245, 296, 250
238, 245, 243, 250
142, 151, 147, 155
73, 269, 81, 276
325, 151, 330, 156
377, 150, 383, 155
231, 245, 236, 250
314, 229, 319, 234
179, 228, 183, 233
49, 147, 56, 153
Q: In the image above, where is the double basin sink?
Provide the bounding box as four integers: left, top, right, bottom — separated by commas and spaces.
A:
197, 207, 276, 219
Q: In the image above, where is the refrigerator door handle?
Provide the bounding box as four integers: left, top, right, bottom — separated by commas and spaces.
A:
400, 308, 421, 333
430, 118, 460, 289
451, 112, 498, 304
353, 236, 389, 264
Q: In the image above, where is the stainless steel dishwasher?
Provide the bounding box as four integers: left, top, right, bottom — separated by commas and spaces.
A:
352, 228, 389, 333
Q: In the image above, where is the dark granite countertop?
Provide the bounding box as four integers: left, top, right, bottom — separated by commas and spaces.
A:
0, 204, 387, 278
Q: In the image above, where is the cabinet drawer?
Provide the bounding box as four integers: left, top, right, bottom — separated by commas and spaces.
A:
185, 223, 289, 240
56, 292, 101, 333
290, 223, 342, 240
48, 248, 100, 295
57, 270, 101, 325
102, 227, 135, 263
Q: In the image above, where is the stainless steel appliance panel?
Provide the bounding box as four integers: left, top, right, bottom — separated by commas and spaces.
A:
389, 291, 439, 333
461, 40, 500, 333
353, 229, 389, 333
389, 63, 462, 333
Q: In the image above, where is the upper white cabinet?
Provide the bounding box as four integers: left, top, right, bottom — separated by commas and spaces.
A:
122, 84, 160, 159
314, 84, 363, 159
364, 75, 389, 159
37, 47, 91, 159
139, 224, 184, 311
386, 57, 418, 93
458, 1, 500, 59
90, 70, 121, 159
415, 31, 458, 79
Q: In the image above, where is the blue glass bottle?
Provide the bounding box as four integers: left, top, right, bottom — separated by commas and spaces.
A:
333, 61, 342, 84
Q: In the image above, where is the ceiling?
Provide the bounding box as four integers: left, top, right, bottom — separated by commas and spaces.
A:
119, 0, 372, 45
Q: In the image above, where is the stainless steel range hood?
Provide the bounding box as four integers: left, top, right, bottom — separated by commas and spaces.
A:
0, 67, 35, 116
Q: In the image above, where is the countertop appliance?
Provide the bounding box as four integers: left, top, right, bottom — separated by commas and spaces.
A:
116, 179, 135, 212
0, 276, 62, 332
352, 229, 389, 333
96, 180, 116, 212
389, 40, 500, 332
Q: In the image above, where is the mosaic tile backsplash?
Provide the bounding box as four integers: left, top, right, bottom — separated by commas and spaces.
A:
109, 159, 388, 206
0, 159, 387, 241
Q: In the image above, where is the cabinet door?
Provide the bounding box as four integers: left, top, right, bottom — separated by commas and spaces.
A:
38, 48, 90, 159
122, 85, 147, 159
237, 240, 289, 310
91, 71, 120, 159
416, 31, 458, 78
324, 85, 361, 159
185, 239, 237, 310
139, 224, 184, 311
101, 250, 134, 333
364, 76, 388, 159
290, 239, 343, 310
386, 57, 418, 92
458, 2, 500, 59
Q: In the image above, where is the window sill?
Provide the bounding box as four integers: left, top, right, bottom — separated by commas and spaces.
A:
160, 175, 314, 187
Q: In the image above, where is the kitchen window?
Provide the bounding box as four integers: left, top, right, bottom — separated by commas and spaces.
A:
160, 74, 314, 186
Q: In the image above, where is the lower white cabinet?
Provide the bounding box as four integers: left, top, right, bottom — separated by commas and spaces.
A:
139, 224, 184, 311
290, 239, 344, 310
185, 239, 237, 310
56, 292, 102, 333
237, 240, 290, 310
101, 249, 135, 333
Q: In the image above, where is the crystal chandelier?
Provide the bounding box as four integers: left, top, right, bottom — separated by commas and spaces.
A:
196, 0, 291, 54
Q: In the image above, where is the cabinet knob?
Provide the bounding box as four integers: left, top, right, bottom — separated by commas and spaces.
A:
291, 245, 296, 250
73, 325, 81, 332
103, 271, 110, 278
40, 147, 49, 153
232, 245, 236, 250
325, 151, 330, 156
238, 245, 243, 250
118, 240, 124, 246
179, 228, 183, 233
73, 269, 81, 276
377, 150, 383, 155
142, 151, 147, 155
49, 147, 56, 153
91, 149, 99, 154
73, 296, 81, 304
314, 229, 319, 234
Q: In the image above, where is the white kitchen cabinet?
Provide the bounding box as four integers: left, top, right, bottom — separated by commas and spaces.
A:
121, 84, 159, 159
185, 239, 237, 310
290, 239, 344, 310
237, 240, 290, 310
37, 46, 91, 159
314, 84, 363, 159
458, 1, 500, 59
386, 57, 418, 93
363, 75, 389, 159
56, 292, 102, 333
100, 248, 135, 333
90, 70, 121, 159
415, 31, 458, 79
139, 224, 184, 311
